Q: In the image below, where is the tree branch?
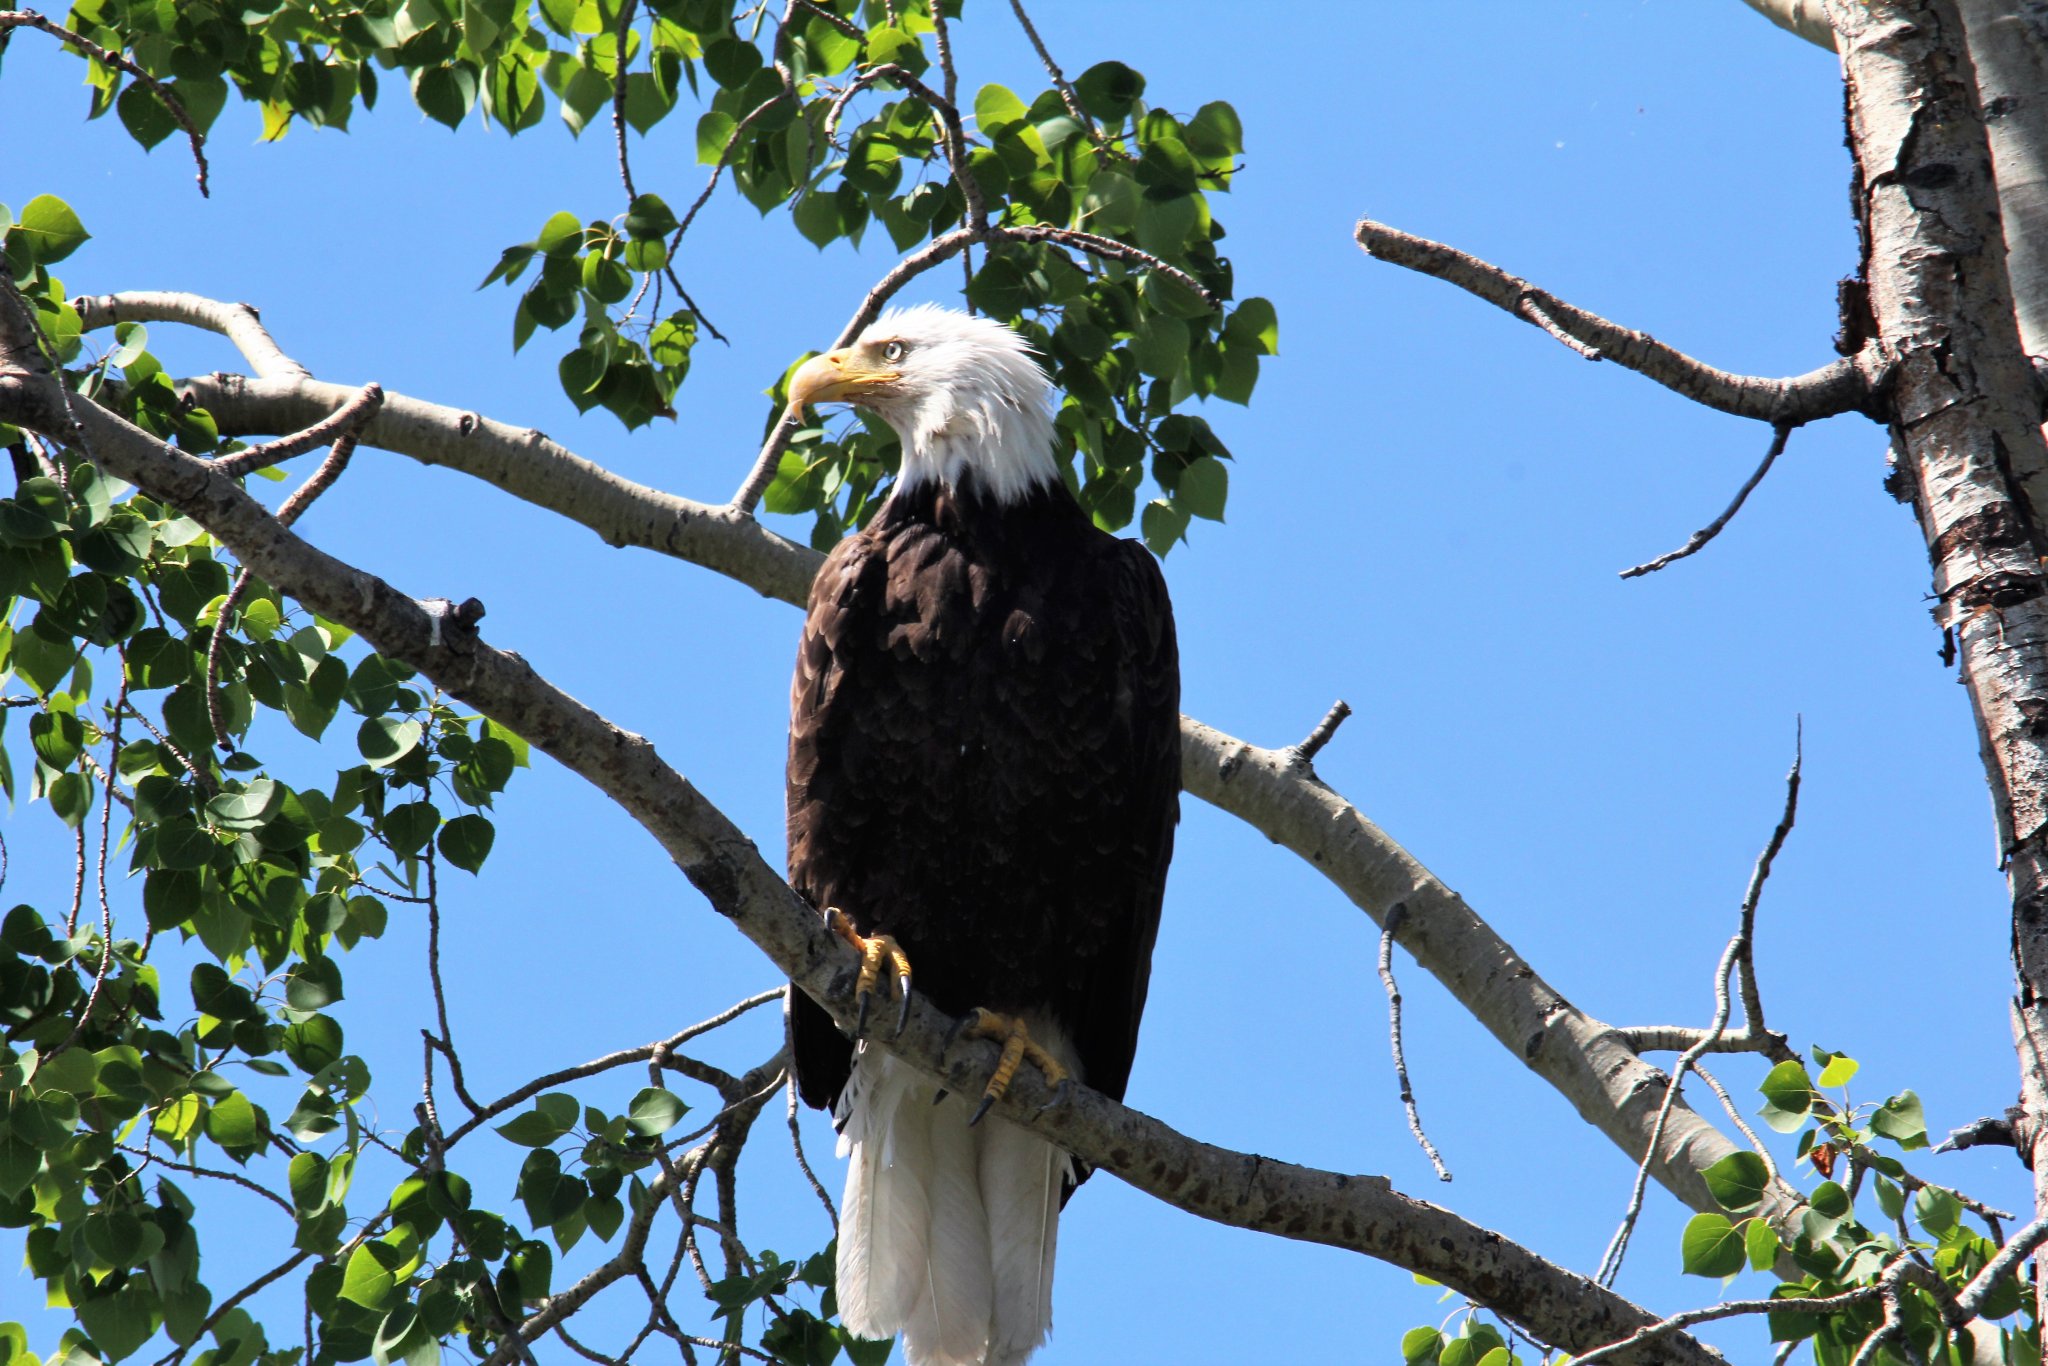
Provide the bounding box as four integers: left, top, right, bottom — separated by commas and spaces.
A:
1353, 218, 1883, 423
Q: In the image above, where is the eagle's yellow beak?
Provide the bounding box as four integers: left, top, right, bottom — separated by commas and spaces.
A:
786, 349, 899, 412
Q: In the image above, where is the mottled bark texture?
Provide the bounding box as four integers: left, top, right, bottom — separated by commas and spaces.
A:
1828, 0, 2048, 1326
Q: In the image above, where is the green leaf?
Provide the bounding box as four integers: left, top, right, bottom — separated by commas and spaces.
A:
497, 1106, 574, 1148
358, 717, 423, 767
1072, 61, 1145, 123
1679, 1212, 1746, 1277
1871, 1090, 1927, 1149
627, 1087, 688, 1137
1808, 1180, 1850, 1219
1744, 1217, 1781, 1271
75, 1284, 153, 1362
1185, 100, 1244, 158
436, 813, 495, 873
1913, 1184, 1961, 1236
537, 210, 584, 257
1756, 1060, 1814, 1132
14, 195, 89, 266
1400, 1327, 1444, 1363
1702, 1151, 1769, 1213
204, 1090, 260, 1149
1141, 498, 1190, 557
1225, 296, 1279, 355
339, 1242, 397, 1311
1177, 455, 1228, 522
624, 193, 679, 239
974, 83, 1030, 139
1814, 1052, 1858, 1088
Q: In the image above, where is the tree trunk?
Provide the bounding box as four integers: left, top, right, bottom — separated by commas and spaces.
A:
1830, 0, 2048, 1328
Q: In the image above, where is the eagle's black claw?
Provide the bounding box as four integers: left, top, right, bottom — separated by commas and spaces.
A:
932, 1087, 950, 1106
940, 1009, 981, 1061
1034, 1078, 1072, 1117
854, 990, 874, 1036
968, 1093, 997, 1127
893, 974, 912, 1037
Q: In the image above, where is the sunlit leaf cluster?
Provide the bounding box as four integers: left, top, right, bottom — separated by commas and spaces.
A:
52, 0, 1278, 552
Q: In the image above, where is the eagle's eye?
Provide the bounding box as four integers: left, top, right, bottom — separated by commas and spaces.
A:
881, 340, 906, 364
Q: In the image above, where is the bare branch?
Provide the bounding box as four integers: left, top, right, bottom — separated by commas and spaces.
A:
73, 292, 304, 378
116, 1144, 295, 1217
212, 382, 384, 480
1620, 422, 1795, 579
610, 0, 643, 203
1378, 904, 1450, 1181
1005, 0, 1116, 157
0, 13, 210, 197
1354, 218, 1881, 423
1291, 699, 1352, 765
441, 989, 783, 1149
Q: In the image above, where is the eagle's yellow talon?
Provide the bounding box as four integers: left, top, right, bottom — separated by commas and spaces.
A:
942, 1008, 1070, 1127
825, 907, 913, 1036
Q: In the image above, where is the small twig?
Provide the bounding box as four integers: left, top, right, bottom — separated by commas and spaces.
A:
1005, 0, 1117, 155
1378, 904, 1449, 1181
793, 0, 862, 38
1620, 422, 1794, 579
1595, 934, 1743, 1287
441, 988, 783, 1148
610, 0, 642, 203
1516, 292, 1603, 359
51, 663, 127, 1056
205, 410, 364, 750
116, 1143, 295, 1216
1691, 1063, 1780, 1187
421, 844, 485, 1115
1573, 1256, 1909, 1366
1292, 699, 1352, 765
151, 1251, 312, 1366
0, 11, 209, 197
118, 699, 212, 796
994, 223, 1219, 309
786, 1069, 838, 1229
1848, 1270, 1926, 1366
1735, 720, 1801, 1052
210, 381, 382, 479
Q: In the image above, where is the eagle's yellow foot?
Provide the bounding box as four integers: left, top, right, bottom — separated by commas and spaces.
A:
942, 1009, 1072, 1127
825, 907, 913, 1036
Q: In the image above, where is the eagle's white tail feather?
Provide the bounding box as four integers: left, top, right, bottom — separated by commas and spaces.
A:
833, 1029, 1075, 1366
979, 1114, 1066, 1365
835, 1053, 931, 1336
904, 1097, 993, 1364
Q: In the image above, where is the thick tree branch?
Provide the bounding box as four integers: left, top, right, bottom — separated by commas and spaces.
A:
1353, 218, 1883, 424
0, 334, 1724, 1365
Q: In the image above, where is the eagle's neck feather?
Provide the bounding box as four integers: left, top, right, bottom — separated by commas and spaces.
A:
893, 388, 1059, 507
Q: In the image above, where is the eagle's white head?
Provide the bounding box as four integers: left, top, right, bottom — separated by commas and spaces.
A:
785, 303, 1059, 505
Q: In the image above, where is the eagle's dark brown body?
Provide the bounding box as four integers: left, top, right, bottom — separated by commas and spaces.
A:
786, 474, 1180, 1149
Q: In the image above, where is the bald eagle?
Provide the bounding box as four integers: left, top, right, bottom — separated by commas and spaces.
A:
784, 304, 1180, 1366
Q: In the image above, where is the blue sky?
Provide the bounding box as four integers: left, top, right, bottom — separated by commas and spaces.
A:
0, 3, 2031, 1363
